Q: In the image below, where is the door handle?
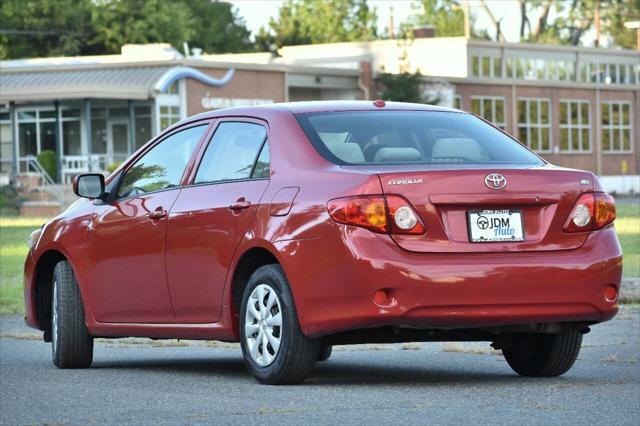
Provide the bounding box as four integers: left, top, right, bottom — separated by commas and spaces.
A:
148, 209, 167, 220
228, 199, 251, 212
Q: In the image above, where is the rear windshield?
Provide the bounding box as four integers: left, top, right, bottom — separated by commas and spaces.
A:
296, 111, 543, 166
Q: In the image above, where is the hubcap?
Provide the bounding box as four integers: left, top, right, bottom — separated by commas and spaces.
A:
52, 280, 58, 354
244, 284, 282, 367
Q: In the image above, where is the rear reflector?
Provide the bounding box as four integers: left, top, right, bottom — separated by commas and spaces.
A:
604, 285, 618, 302
327, 194, 425, 235
564, 192, 616, 233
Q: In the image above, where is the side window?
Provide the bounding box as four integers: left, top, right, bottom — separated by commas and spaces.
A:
195, 122, 267, 184
251, 140, 270, 179
117, 124, 207, 198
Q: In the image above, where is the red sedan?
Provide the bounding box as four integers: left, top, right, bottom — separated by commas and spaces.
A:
24, 101, 621, 384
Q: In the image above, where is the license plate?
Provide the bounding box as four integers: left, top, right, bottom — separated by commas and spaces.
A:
468, 209, 524, 242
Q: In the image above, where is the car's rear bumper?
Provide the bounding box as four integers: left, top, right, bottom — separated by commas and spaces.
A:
277, 225, 622, 337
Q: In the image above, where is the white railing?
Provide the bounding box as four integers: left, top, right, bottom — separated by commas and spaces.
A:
23, 155, 63, 202
61, 155, 102, 184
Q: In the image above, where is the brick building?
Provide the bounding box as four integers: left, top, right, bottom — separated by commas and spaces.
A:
1, 37, 638, 197
218, 36, 639, 193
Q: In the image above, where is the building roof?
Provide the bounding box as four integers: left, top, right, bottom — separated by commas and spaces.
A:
0, 65, 175, 102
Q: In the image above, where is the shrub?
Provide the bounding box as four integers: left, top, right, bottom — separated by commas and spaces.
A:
107, 161, 123, 173
37, 150, 57, 181
0, 185, 20, 215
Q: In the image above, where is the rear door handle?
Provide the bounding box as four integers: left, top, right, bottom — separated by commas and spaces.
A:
148, 209, 167, 220
228, 199, 251, 212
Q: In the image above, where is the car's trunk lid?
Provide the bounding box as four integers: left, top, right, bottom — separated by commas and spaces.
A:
345, 164, 593, 253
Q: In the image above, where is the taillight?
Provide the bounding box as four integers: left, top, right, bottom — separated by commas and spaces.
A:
327, 195, 425, 235
386, 195, 425, 235
564, 192, 616, 233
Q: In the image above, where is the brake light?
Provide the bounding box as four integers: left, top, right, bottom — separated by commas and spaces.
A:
564, 192, 616, 233
327, 195, 425, 235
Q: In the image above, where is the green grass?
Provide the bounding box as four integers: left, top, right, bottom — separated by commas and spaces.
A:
0, 202, 638, 315
616, 204, 640, 278
0, 217, 47, 314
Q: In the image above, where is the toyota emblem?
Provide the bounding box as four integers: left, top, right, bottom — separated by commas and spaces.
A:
485, 173, 507, 190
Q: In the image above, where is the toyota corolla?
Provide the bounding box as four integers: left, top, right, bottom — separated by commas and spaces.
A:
24, 101, 622, 384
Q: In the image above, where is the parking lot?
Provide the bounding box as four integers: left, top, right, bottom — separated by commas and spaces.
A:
1, 306, 638, 425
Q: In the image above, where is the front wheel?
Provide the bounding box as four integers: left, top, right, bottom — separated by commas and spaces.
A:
240, 264, 321, 385
502, 330, 582, 377
51, 260, 94, 368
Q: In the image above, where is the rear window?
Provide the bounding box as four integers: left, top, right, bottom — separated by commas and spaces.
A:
296, 111, 543, 166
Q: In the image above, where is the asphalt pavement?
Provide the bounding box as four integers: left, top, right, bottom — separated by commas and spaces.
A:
1, 308, 639, 425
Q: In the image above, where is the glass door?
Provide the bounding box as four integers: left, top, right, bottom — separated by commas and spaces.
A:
107, 120, 129, 167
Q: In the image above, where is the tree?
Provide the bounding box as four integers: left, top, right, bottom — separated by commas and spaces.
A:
0, 0, 96, 59
0, 0, 254, 59
376, 71, 440, 104
405, 0, 489, 39
377, 72, 424, 103
517, 0, 639, 48
171, 0, 253, 53
89, 0, 194, 54
600, 0, 640, 49
255, 0, 377, 50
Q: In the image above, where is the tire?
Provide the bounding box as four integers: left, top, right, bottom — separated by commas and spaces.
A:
240, 264, 321, 385
502, 330, 582, 377
317, 345, 332, 362
51, 260, 94, 368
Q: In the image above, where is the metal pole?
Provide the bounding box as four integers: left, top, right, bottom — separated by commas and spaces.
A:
9, 101, 18, 180
54, 100, 62, 182
84, 99, 92, 171
463, 0, 470, 39
127, 100, 135, 155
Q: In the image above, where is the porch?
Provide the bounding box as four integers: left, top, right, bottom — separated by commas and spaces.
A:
0, 64, 190, 183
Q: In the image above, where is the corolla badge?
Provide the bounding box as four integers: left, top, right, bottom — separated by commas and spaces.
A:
388, 178, 423, 185
485, 173, 507, 190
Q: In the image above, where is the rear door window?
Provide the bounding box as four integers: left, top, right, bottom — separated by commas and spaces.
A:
296, 111, 543, 166
195, 122, 268, 184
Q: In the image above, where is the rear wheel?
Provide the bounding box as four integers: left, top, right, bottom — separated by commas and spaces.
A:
502, 330, 582, 377
317, 345, 332, 362
240, 264, 321, 385
51, 260, 93, 368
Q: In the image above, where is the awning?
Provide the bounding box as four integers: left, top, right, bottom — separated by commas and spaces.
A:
0, 65, 235, 103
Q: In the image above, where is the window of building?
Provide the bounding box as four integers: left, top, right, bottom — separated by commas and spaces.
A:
0, 110, 13, 174
580, 62, 638, 85
517, 98, 551, 153
470, 96, 506, 129
602, 101, 632, 153
16, 108, 57, 173
159, 106, 180, 131
195, 122, 268, 184
559, 100, 590, 153
453, 95, 463, 110
134, 106, 152, 150
507, 57, 577, 82
471, 55, 502, 78
61, 108, 81, 156
118, 124, 207, 198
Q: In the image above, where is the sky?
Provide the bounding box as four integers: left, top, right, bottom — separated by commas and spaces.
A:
228, 0, 549, 44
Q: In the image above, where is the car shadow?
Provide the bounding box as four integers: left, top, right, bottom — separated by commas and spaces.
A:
89, 354, 579, 387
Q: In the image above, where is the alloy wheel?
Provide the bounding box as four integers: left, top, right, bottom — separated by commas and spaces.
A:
244, 284, 282, 366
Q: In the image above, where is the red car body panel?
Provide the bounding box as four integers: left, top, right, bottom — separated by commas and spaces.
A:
23, 101, 622, 342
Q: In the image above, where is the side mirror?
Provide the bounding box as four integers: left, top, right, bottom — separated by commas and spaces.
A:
73, 173, 105, 199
